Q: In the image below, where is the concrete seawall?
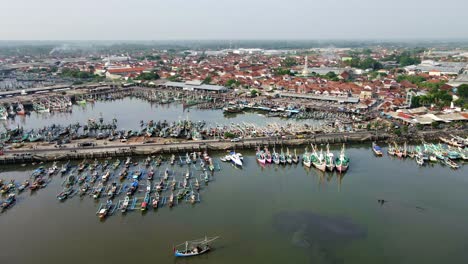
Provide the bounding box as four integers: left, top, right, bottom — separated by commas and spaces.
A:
0, 131, 388, 164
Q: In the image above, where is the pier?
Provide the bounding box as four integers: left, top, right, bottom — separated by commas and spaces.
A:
1, 131, 389, 164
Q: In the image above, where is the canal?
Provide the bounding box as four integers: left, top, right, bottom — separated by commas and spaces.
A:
0, 145, 467, 264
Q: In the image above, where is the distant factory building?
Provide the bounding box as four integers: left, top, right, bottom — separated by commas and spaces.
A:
404, 60, 466, 76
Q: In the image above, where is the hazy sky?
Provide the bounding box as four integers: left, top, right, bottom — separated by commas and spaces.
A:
1, 0, 467, 40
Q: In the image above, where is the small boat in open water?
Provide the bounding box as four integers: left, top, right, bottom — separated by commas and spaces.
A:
174, 236, 219, 257
372, 142, 383, 156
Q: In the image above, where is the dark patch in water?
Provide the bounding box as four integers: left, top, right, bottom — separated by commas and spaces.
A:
272, 211, 367, 264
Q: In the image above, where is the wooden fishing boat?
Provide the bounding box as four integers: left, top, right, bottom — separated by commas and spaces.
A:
1, 194, 16, 212
195, 179, 200, 191
372, 142, 383, 156
302, 147, 311, 168
98, 200, 113, 219
18, 180, 30, 192
169, 192, 175, 208
174, 236, 219, 257
152, 192, 160, 209
292, 149, 299, 164
325, 144, 335, 171
141, 192, 150, 211
121, 196, 130, 213
256, 147, 266, 164
335, 144, 350, 173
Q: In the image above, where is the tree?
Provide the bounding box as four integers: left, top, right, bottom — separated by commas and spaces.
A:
283, 57, 297, 67
250, 89, 259, 97
202, 75, 212, 84
458, 84, 468, 98
226, 79, 240, 87
135, 71, 160, 81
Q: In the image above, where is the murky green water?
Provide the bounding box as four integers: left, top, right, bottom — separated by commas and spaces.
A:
0, 145, 467, 264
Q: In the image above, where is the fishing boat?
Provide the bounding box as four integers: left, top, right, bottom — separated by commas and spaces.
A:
229, 151, 243, 167
0, 106, 8, 120
272, 148, 280, 165
125, 157, 131, 167
170, 154, 176, 165
18, 180, 30, 192
372, 142, 383, 156
93, 183, 104, 199
335, 144, 350, 173
325, 144, 335, 171
48, 162, 58, 175
256, 147, 266, 164
286, 148, 293, 164
204, 171, 209, 183
80, 184, 89, 196
141, 192, 150, 211
416, 154, 424, 166
121, 196, 130, 213
279, 148, 286, 165
57, 187, 74, 201
102, 170, 111, 183
144, 156, 152, 167
310, 146, 326, 172
16, 103, 26, 115
302, 147, 311, 168
171, 178, 177, 191
292, 149, 299, 164
164, 168, 170, 181
148, 168, 154, 180
169, 192, 175, 207
108, 182, 118, 198
189, 192, 197, 204
174, 236, 219, 257
194, 178, 200, 191
185, 169, 190, 180
265, 148, 272, 163
98, 200, 113, 219
33, 102, 50, 113
1, 194, 16, 211
443, 158, 459, 169
60, 161, 70, 175
387, 144, 395, 156
127, 181, 138, 196
152, 192, 160, 209
119, 168, 128, 181
113, 159, 121, 170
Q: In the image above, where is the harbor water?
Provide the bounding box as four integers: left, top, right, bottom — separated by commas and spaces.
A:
2, 97, 322, 130
0, 146, 467, 264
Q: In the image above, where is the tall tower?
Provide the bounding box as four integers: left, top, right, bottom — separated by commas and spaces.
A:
302, 55, 309, 76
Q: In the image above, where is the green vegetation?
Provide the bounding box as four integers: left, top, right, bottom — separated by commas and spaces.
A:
382, 51, 422, 67
226, 79, 241, 87
411, 87, 453, 108
223, 132, 236, 139
135, 71, 160, 81
60, 68, 104, 81
272, 67, 292, 76
454, 84, 468, 109
347, 57, 382, 70
282, 57, 297, 67
167, 75, 180, 82
397, 75, 426, 85
250, 89, 259, 97
202, 75, 212, 84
